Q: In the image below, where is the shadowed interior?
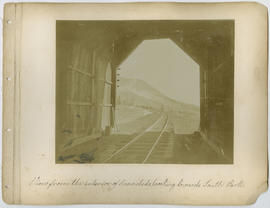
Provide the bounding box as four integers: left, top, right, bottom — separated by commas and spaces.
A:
56, 20, 234, 164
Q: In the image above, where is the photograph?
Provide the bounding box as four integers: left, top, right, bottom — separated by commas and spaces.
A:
56, 20, 234, 164
2, 1, 268, 206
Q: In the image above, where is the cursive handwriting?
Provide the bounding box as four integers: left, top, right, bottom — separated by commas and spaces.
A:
28, 176, 245, 191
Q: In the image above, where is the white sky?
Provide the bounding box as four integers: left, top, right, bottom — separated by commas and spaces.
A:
119, 39, 200, 106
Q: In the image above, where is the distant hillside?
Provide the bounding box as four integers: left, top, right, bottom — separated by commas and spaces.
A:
117, 77, 199, 113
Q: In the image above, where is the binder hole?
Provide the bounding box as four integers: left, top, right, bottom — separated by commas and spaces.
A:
6, 77, 11, 81
7, 20, 12, 24
5, 185, 10, 189
6, 128, 11, 132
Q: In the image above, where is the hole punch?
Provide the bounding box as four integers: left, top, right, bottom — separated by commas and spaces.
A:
7, 20, 12, 24
6, 77, 11, 81
5, 185, 10, 189
6, 128, 11, 132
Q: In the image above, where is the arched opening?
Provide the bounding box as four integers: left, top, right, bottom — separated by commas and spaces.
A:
114, 39, 200, 135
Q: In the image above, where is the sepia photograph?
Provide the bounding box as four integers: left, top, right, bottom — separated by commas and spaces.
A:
2, 2, 268, 206
56, 20, 234, 164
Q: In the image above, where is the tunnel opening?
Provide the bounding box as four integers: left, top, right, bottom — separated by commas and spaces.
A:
56, 20, 234, 164
112, 38, 200, 136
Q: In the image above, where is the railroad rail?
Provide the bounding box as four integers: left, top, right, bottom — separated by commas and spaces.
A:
103, 114, 169, 163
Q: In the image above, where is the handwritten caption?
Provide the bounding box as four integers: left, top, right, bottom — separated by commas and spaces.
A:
29, 177, 244, 191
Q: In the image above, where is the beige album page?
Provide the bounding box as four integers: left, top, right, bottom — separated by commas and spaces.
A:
2, 2, 268, 205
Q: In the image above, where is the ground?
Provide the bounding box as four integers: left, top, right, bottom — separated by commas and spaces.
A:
57, 105, 227, 164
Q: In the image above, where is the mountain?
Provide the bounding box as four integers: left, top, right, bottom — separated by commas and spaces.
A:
117, 77, 199, 113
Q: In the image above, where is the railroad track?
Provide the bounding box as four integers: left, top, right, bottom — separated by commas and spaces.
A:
103, 114, 169, 163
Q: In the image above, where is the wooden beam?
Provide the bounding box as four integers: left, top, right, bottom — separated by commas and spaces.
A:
68, 65, 94, 78
67, 101, 94, 106
99, 79, 113, 85
99, 104, 112, 107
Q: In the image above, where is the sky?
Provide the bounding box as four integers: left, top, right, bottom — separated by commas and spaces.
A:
119, 39, 200, 106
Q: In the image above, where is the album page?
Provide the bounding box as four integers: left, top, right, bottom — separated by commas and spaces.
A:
2, 2, 268, 205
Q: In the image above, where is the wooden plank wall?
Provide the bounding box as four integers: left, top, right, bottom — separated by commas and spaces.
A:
56, 41, 99, 152
56, 37, 117, 155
